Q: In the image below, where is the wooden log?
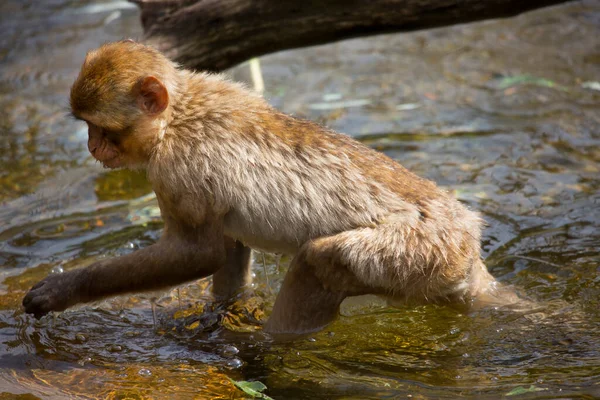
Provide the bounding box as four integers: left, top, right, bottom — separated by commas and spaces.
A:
130, 0, 573, 72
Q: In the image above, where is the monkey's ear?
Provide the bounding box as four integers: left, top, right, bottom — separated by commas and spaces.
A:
138, 76, 169, 115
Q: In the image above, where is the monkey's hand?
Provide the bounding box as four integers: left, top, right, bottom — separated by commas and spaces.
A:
22, 270, 87, 319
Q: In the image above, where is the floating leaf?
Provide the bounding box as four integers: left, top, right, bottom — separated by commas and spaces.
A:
581, 81, 600, 91
506, 385, 547, 396
229, 379, 274, 399
497, 75, 567, 91
185, 320, 200, 330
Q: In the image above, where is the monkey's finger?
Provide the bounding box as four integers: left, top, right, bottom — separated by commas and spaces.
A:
30, 280, 47, 291
22, 291, 36, 307
22, 296, 52, 319
22, 280, 47, 306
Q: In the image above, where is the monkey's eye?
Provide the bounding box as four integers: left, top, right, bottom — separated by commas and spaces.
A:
104, 128, 121, 143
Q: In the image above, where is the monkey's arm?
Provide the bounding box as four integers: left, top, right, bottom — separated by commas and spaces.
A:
23, 221, 226, 319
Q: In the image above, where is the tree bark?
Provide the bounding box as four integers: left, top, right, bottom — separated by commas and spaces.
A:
130, 0, 573, 72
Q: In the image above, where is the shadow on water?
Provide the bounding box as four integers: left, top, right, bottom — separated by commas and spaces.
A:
0, 0, 599, 398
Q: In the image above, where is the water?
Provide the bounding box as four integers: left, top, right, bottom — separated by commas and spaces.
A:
1, 0, 599, 398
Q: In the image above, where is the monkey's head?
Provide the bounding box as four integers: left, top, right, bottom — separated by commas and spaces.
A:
70, 40, 177, 169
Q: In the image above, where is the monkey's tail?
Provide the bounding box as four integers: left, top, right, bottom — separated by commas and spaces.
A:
469, 259, 535, 311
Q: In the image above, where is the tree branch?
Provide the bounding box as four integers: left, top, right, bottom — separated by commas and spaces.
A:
130, 0, 573, 72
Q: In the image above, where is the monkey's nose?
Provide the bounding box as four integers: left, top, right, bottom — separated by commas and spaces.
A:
88, 140, 97, 155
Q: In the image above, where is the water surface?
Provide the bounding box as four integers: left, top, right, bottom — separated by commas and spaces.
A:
0, 0, 599, 398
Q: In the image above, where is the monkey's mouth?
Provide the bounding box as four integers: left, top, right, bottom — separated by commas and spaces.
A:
89, 146, 122, 168
88, 138, 122, 169
95, 155, 122, 169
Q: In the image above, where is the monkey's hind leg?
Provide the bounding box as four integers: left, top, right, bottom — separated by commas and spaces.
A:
264, 256, 345, 335
264, 240, 371, 335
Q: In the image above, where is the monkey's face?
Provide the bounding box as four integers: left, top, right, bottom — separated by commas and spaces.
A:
78, 113, 160, 170
74, 99, 168, 170
85, 120, 126, 169
70, 41, 172, 170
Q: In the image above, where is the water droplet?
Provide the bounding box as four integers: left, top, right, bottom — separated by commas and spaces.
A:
221, 345, 239, 357
75, 333, 87, 343
138, 368, 152, 377
78, 357, 92, 366
225, 358, 243, 369
51, 266, 64, 274
307, 337, 316, 342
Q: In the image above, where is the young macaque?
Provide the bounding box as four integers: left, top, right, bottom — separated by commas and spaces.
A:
22, 40, 517, 334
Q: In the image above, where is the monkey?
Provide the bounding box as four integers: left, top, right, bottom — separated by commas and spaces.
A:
22, 40, 518, 334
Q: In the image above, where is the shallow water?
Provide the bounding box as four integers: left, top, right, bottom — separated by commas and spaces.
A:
1, 0, 599, 398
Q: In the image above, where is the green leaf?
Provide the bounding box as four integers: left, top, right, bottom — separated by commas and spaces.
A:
506, 385, 546, 396
497, 75, 567, 91
229, 379, 274, 399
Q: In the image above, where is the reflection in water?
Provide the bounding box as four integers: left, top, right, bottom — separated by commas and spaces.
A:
0, 0, 599, 398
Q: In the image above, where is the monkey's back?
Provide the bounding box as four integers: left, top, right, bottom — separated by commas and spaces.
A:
152, 75, 484, 298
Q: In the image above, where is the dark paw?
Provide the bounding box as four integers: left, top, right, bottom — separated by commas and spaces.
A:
22, 273, 77, 319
